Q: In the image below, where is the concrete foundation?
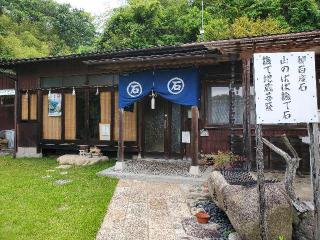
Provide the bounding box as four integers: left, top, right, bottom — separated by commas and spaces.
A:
189, 165, 200, 176
115, 161, 125, 171
16, 147, 42, 158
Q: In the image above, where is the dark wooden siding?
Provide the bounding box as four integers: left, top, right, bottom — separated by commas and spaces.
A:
0, 73, 14, 89
17, 123, 39, 147
0, 73, 15, 130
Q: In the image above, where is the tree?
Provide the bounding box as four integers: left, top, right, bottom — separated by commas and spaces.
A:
0, 15, 50, 59
99, 0, 320, 50
0, 0, 96, 57
99, 0, 201, 50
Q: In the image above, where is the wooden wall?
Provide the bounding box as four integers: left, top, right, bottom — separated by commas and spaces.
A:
0, 73, 15, 131
64, 93, 76, 140
114, 92, 137, 142
100, 92, 112, 124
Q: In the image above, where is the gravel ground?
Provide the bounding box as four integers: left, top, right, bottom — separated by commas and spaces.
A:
221, 169, 280, 187
120, 159, 209, 178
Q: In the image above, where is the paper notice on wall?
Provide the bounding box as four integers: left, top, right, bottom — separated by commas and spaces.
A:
99, 123, 110, 141
182, 131, 191, 143
48, 93, 62, 117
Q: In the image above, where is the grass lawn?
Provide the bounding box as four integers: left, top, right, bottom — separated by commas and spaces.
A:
0, 156, 118, 240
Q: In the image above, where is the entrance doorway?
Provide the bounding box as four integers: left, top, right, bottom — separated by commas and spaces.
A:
143, 96, 182, 158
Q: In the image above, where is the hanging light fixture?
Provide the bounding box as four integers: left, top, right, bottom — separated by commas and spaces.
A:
150, 90, 156, 110
95, 86, 99, 96
72, 87, 76, 96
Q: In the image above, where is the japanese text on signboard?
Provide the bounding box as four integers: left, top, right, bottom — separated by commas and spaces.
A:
254, 52, 317, 124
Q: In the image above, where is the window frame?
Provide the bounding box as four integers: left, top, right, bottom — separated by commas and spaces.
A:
0, 95, 14, 107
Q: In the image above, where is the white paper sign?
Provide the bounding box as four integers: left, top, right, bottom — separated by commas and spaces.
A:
99, 123, 110, 141
182, 131, 191, 143
0, 89, 15, 96
254, 52, 318, 124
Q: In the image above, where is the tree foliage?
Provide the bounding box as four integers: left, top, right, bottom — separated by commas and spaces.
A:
0, 0, 319, 59
0, 0, 96, 59
99, 0, 320, 50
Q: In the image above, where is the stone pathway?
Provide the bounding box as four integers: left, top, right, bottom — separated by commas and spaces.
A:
42, 165, 72, 186
98, 159, 213, 185
96, 179, 196, 240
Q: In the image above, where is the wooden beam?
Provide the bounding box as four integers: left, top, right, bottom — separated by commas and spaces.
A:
307, 123, 320, 240
117, 108, 124, 162
191, 106, 199, 166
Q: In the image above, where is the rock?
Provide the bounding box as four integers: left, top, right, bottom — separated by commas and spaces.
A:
54, 179, 72, 185
56, 165, 72, 169
208, 171, 293, 240
41, 175, 52, 179
228, 232, 242, 240
293, 201, 314, 240
57, 154, 108, 166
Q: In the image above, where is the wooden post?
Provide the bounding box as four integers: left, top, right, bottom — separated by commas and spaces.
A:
190, 106, 199, 175
256, 124, 267, 240
13, 78, 18, 158
307, 123, 320, 240
115, 108, 125, 170
230, 60, 236, 153
242, 56, 252, 170
137, 102, 143, 159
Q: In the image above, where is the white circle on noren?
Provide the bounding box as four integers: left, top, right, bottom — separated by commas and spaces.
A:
167, 77, 185, 95
127, 81, 143, 97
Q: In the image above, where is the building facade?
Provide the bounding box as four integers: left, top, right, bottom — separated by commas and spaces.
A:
1, 30, 319, 172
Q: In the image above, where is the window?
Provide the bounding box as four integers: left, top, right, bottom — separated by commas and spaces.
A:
233, 86, 256, 124
40, 74, 119, 89
0, 96, 14, 106
21, 92, 37, 121
206, 84, 255, 125
207, 86, 230, 125
88, 74, 116, 86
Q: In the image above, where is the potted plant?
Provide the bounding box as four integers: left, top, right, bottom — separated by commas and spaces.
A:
195, 211, 210, 224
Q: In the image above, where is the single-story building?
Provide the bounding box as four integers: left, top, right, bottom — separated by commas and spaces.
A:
0, 30, 319, 172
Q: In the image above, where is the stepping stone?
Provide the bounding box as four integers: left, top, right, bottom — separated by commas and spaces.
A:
57, 204, 69, 212
46, 169, 55, 172
60, 171, 68, 175
41, 175, 52, 179
54, 179, 72, 185
56, 165, 72, 169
